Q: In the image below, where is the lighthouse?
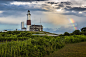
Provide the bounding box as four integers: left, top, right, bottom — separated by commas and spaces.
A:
20, 10, 43, 31
27, 10, 31, 31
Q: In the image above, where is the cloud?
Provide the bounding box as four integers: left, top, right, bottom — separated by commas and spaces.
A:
41, 1, 70, 25
1, 0, 47, 1
0, 1, 47, 11
65, 7, 86, 11
43, 12, 70, 25
46, 1, 86, 12
43, 25, 76, 34
10, 1, 46, 5
0, 1, 85, 26
0, 11, 3, 14
62, 11, 86, 17
0, 1, 70, 26
0, 1, 86, 33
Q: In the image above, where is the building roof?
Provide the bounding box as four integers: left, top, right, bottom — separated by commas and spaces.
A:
22, 27, 26, 29
4, 30, 7, 31
31, 25, 43, 27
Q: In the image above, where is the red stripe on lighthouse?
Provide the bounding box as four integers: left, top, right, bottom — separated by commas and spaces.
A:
27, 20, 31, 25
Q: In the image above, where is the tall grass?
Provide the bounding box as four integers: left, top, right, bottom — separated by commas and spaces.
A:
0, 36, 64, 57
0, 31, 86, 57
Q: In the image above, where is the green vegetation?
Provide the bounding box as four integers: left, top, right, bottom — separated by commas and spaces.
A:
64, 32, 70, 36
0, 27, 86, 57
0, 31, 32, 42
0, 31, 64, 57
60, 27, 86, 36
45, 42, 86, 57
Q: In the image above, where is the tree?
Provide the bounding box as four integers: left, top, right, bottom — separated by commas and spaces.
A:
64, 32, 70, 36
81, 27, 86, 32
72, 30, 80, 35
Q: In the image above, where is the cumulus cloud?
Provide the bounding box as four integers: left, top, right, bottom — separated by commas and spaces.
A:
0, 1, 70, 26
0, 1, 85, 25
0, 0, 86, 33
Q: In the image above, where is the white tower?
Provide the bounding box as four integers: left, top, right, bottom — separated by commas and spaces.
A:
27, 10, 31, 31
21, 22, 24, 29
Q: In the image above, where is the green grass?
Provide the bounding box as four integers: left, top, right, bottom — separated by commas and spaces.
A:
0, 36, 64, 57
45, 42, 86, 57
0, 31, 86, 57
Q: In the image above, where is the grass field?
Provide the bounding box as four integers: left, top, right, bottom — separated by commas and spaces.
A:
0, 31, 86, 57
45, 42, 86, 57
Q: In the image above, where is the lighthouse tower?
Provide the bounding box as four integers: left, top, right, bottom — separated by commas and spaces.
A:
27, 10, 31, 31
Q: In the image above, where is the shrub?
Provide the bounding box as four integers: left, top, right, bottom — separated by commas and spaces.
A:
64, 32, 70, 36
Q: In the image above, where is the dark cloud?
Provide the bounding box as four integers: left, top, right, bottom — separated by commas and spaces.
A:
47, 2, 56, 4
14, 0, 47, 1
0, 1, 86, 33
46, 1, 86, 12
57, 2, 72, 7
47, 2, 72, 5
65, 7, 86, 11
0, 2, 47, 11
0, 0, 47, 1
63, 12, 86, 17
60, 2, 72, 5
57, 2, 86, 12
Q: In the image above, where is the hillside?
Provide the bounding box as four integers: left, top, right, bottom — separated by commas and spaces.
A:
0, 31, 86, 57
45, 42, 86, 57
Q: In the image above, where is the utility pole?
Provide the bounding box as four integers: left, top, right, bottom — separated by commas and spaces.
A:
40, 18, 41, 31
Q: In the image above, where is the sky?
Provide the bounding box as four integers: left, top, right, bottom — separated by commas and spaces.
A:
0, 0, 86, 34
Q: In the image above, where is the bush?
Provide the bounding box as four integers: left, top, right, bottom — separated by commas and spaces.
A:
72, 30, 81, 35
64, 32, 70, 36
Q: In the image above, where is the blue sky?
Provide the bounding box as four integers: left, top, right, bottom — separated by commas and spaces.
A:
0, 0, 86, 34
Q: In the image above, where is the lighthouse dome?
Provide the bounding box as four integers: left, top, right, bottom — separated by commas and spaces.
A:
28, 10, 30, 12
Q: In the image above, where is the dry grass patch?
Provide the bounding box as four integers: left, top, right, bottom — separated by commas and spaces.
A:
45, 42, 86, 57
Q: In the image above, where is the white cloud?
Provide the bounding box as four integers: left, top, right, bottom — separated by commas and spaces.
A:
10, 1, 46, 5
79, 11, 83, 14
0, 11, 3, 14
56, 8, 64, 13
72, 11, 76, 13
10, 1, 45, 10
10, 2, 31, 5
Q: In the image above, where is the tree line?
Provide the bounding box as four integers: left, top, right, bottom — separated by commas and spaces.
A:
60, 27, 86, 36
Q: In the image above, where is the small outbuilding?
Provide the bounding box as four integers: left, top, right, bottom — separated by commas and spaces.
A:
3, 30, 7, 32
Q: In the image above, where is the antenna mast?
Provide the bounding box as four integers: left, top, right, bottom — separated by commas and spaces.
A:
40, 18, 41, 31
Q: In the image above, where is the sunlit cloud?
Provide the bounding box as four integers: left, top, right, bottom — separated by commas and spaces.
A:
0, 11, 3, 14
0, 0, 86, 33
10, 1, 46, 5
79, 11, 83, 14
